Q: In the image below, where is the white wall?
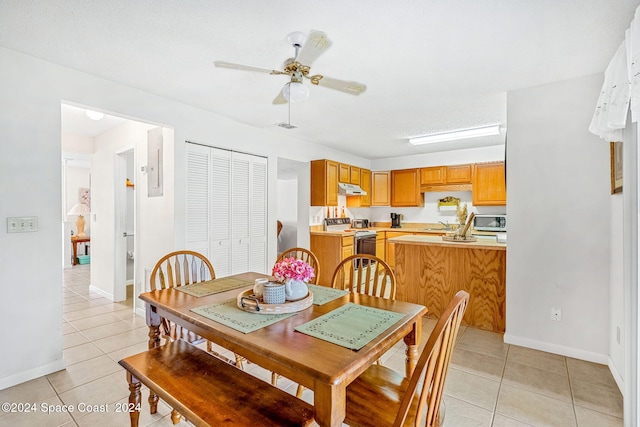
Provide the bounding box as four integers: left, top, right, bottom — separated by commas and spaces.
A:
277, 179, 298, 253
610, 194, 624, 383
505, 74, 611, 363
0, 46, 371, 389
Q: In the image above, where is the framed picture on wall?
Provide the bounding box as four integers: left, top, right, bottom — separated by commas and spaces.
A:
610, 141, 622, 194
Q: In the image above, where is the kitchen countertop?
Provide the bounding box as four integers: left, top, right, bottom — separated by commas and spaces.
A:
387, 234, 506, 251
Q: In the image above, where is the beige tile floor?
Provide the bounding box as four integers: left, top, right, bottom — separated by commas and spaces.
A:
0, 264, 623, 426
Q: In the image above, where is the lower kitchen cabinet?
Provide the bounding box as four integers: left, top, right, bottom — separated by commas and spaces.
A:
310, 234, 354, 287
376, 232, 386, 262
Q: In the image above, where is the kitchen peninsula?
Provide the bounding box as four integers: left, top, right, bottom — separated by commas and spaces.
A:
390, 234, 506, 332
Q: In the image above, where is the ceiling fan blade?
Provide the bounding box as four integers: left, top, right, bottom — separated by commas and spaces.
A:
316, 76, 367, 95
295, 31, 333, 66
214, 61, 284, 75
273, 88, 287, 104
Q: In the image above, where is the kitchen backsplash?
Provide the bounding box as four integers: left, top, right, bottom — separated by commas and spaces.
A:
309, 192, 506, 226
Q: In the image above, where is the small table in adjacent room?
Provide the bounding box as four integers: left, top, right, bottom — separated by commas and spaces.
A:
71, 236, 90, 265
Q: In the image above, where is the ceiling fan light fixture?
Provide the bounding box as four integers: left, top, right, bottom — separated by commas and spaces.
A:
283, 82, 309, 103
286, 31, 307, 48
408, 124, 501, 145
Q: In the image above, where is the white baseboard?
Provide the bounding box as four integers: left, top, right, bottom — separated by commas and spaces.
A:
89, 285, 113, 301
135, 307, 146, 318
607, 357, 624, 394
126, 280, 134, 286
0, 359, 66, 391
503, 333, 609, 364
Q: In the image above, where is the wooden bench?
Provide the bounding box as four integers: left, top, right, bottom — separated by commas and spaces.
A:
118, 340, 315, 426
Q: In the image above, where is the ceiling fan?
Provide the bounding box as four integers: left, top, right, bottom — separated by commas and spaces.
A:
214, 30, 367, 104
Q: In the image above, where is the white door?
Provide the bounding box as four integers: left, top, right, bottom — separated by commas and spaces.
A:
114, 148, 135, 303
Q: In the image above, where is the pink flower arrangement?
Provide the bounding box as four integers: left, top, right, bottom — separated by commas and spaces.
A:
272, 257, 315, 283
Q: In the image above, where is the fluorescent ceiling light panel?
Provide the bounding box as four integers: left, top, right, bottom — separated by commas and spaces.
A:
408, 124, 500, 145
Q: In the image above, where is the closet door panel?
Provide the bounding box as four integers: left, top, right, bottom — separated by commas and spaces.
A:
186, 144, 211, 258
250, 158, 267, 273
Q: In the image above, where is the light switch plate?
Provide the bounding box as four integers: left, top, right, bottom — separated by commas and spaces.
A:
7, 216, 38, 233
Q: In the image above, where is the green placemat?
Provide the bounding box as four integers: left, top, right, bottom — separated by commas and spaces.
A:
191, 299, 296, 333
295, 303, 404, 350
176, 277, 250, 297
307, 284, 349, 305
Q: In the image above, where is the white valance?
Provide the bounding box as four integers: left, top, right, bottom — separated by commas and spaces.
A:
589, 6, 639, 140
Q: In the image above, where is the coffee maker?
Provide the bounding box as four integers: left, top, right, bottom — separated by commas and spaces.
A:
390, 213, 401, 228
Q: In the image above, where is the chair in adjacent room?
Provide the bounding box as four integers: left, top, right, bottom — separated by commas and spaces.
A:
270, 247, 321, 396
331, 254, 396, 300
343, 290, 470, 427
150, 250, 246, 366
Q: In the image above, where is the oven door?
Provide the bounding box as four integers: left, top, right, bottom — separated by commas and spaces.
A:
356, 235, 376, 256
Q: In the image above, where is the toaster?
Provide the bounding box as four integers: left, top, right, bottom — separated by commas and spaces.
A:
351, 219, 369, 229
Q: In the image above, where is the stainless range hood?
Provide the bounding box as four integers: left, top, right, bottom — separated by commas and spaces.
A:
338, 182, 367, 196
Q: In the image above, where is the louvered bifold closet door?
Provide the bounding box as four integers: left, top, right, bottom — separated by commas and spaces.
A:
186, 144, 211, 259
186, 143, 267, 278
250, 158, 267, 274
210, 148, 232, 277
231, 153, 251, 275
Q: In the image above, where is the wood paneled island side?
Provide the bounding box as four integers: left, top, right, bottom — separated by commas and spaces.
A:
390, 235, 506, 332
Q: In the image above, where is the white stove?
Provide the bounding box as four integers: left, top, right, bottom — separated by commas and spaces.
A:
324, 218, 377, 255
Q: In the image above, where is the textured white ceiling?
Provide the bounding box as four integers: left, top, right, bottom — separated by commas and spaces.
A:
2, 0, 638, 159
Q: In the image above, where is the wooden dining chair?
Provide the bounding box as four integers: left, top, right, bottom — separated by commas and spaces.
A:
344, 290, 470, 427
150, 250, 244, 424
270, 247, 320, 394
331, 254, 396, 300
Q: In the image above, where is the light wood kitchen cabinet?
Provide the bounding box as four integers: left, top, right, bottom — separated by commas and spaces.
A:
346, 168, 371, 208
420, 164, 472, 186
376, 231, 386, 262
371, 171, 391, 206
390, 168, 424, 207
338, 163, 350, 183
420, 166, 446, 185
350, 166, 361, 185
310, 233, 354, 287
473, 161, 506, 206
445, 164, 472, 183
311, 159, 339, 206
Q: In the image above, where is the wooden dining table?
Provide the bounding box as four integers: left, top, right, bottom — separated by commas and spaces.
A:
139, 272, 428, 427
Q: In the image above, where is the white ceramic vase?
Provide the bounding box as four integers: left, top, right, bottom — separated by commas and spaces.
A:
285, 279, 308, 301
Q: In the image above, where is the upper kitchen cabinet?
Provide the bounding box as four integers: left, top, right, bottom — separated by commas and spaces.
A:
338, 163, 350, 183
311, 159, 339, 206
391, 168, 424, 207
420, 166, 446, 185
445, 164, 472, 183
346, 168, 371, 208
339, 163, 361, 185
473, 161, 506, 206
420, 164, 472, 192
371, 171, 391, 206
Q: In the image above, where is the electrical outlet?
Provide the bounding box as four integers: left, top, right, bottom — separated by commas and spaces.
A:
551, 307, 562, 322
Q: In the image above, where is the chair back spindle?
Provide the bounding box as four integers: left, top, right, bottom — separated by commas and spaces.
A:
331, 254, 396, 299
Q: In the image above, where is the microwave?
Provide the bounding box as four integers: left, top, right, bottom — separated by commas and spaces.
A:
473, 214, 507, 232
